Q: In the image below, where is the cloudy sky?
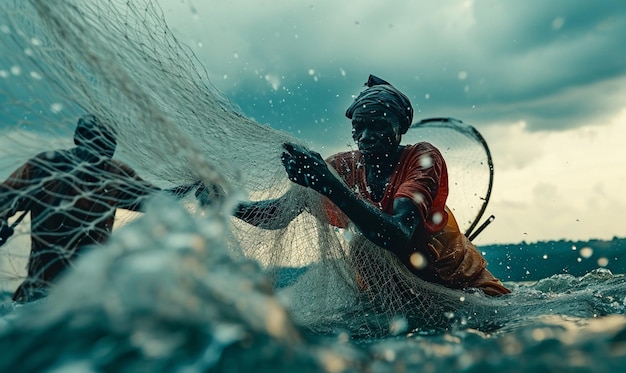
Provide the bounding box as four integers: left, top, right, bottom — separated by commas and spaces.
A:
1, 1, 625, 246
155, 0, 626, 245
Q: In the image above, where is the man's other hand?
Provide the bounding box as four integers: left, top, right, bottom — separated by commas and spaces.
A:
281, 142, 334, 195
195, 183, 226, 207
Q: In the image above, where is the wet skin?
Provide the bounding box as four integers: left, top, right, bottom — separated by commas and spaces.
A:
279, 116, 423, 254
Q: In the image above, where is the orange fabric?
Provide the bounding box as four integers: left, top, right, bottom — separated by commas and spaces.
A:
421, 208, 510, 296
325, 143, 448, 233
323, 143, 510, 296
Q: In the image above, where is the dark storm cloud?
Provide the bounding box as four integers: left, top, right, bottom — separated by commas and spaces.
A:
470, 0, 624, 54
0, 11, 81, 135
458, 0, 626, 129
5, 1, 625, 148
221, 69, 357, 148
175, 0, 626, 145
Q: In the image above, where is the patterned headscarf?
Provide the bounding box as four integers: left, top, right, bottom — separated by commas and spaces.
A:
345, 75, 413, 134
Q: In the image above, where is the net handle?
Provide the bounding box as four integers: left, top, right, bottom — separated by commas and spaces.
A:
409, 117, 494, 239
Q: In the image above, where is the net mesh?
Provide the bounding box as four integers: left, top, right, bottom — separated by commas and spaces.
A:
0, 0, 503, 335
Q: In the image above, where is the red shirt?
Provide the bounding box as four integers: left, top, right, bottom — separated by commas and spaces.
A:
324, 143, 510, 296
325, 143, 448, 234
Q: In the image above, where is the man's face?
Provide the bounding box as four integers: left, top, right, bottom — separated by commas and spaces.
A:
75, 115, 117, 159
351, 116, 402, 160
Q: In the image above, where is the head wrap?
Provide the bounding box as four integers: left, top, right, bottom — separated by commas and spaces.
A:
74, 114, 117, 159
345, 74, 413, 134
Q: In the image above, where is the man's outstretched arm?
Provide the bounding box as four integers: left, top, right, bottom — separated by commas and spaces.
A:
234, 198, 303, 230
0, 161, 38, 247
163, 181, 203, 198
281, 142, 422, 254
118, 180, 201, 212
112, 162, 202, 212
196, 184, 305, 230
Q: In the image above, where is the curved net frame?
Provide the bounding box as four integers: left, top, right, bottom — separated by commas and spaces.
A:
404, 117, 495, 239
0, 0, 504, 335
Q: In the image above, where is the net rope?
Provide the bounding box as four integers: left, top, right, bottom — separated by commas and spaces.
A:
0, 0, 505, 335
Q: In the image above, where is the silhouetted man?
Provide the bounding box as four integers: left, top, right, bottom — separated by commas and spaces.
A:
0, 114, 199, 302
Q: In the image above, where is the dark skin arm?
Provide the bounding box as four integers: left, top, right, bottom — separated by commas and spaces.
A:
234, 193, 304, 229
117, 178, 201, 212
281, 142, 422, 254
197, 143, 421, 245
164, 182, 202, 198
196, 183, 304, 230
0, 161, 37, 245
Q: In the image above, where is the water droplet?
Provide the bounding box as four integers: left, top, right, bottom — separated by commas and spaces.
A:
50, 103, 63, 113
552, 17, 565, 30
431, 212, 443, 225
410, 252, 427, 269
580, 247, 593, 258
419, 154, 433, 168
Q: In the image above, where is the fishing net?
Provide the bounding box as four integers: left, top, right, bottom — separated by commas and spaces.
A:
0, 0, 501, 335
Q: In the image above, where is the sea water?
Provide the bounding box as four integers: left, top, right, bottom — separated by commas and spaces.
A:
1, 1, 625, 371
1, 197, 625, 372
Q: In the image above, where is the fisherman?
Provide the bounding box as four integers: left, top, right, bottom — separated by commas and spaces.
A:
0, 114, 200, 302
199, 75, 510, 296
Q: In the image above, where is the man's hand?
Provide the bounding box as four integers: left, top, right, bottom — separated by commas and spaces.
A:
195, 182, 226, 207
281, 142, 335, 196
0, 220, 14, 247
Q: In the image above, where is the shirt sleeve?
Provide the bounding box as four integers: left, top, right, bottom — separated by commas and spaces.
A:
394, 143, 449, 234
0, 159, 38, 218
108, 161, 160, 211
322, 153, 352, 228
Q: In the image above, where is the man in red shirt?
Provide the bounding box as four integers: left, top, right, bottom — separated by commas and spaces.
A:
211, 75, 509, 296
0, 114, 199, 302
